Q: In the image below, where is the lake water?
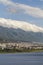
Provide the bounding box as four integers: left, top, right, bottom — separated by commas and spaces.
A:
0, 52, 43, 65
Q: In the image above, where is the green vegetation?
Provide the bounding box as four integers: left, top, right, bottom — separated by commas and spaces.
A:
0, 48, 43, 53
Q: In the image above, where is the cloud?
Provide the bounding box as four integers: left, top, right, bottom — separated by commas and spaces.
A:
6, 7, 17, 14
0, 0, 43, 18
0, 0, 14, 6
0, 18, 43, 32
40, 0, 43, 1
17, 4, 43, 18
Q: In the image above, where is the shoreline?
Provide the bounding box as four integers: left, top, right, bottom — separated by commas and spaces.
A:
0, 49, 43, 54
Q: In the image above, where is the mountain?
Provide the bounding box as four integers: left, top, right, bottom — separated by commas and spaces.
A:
0, 18, 43, 43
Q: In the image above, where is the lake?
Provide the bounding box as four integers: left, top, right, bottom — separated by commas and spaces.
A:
0, 52, 43, 65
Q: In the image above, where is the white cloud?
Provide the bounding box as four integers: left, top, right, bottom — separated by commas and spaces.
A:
0, 0, 43, 18
0, 18, 43, 32
0, 0, 14, 6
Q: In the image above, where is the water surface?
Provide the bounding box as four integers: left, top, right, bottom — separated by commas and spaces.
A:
0, 52, 43, 65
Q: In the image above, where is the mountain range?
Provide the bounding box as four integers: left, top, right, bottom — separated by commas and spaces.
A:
0, 18, 43, 43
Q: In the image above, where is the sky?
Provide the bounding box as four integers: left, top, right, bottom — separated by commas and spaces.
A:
0, 0, 43, 27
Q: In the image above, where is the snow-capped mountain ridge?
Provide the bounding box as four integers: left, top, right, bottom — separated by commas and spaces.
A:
0, 18, 43, 32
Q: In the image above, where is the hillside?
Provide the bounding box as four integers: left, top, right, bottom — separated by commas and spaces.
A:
0, 18, 43, 43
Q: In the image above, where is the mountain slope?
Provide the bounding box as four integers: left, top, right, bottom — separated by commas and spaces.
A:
0, 18, 43, 43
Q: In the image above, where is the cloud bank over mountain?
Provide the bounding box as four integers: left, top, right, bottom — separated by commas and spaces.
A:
0, 18, 43, 43
0, 18, 43, 32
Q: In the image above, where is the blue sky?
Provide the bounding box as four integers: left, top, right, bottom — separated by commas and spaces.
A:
0, 0, 43, 27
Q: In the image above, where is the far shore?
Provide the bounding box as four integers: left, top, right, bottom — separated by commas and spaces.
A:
0, 49, 43, 54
